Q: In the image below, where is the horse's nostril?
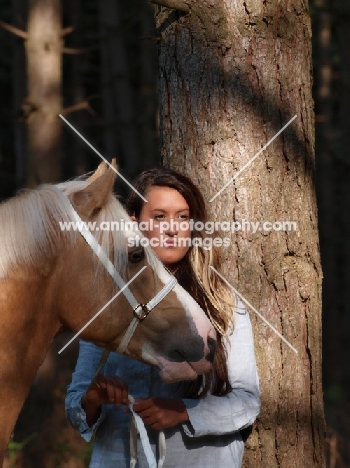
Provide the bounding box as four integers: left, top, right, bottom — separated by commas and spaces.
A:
206, 336, 216, 363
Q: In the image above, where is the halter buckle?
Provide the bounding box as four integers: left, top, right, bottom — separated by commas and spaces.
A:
133, 304, 151, 322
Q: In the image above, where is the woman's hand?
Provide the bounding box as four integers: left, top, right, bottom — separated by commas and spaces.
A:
82, 375, 129, 427
133, 398, 189, 430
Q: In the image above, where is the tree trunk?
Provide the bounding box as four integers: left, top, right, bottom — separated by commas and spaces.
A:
67, 0, 88, 176
136, 0, 160, 170
155, 1, 326, 466
11, 0, 27, 188
314, 0, 336, 392
325, 1, 350, 463
312, 1, 339, 462
99, 0, 140, 175
26, 0, 62, 185
336, 0, 350, 399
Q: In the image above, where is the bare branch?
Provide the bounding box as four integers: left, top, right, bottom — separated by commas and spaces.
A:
62, 45, 97, 54
60, 26, 74, 37
149, 0, 190, 13
60, 100, 97, 117
139, 36, 161, 41
18, 98, 38, 122
0, 20, 28, 39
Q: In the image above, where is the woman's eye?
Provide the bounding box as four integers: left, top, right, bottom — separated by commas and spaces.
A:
179, 214, 189, 220
154, 214, 164, 220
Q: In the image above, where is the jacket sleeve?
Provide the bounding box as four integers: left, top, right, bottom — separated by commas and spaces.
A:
181, 301, 260, 438
65, 340, 107, 442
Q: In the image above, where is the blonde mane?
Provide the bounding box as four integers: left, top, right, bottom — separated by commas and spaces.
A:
0, 179, 160, 279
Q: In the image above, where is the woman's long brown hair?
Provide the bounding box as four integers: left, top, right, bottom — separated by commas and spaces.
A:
125, 167, 235, 397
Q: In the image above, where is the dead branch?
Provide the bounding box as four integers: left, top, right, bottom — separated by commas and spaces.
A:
149, 0, 190, 13
60, 99, 97, 117
326, 427, 346, 468
139, 36, 161, 41
62, 45, 97, 54
0, 20, 28, 39
60, 26, 74, 37
18, 98, 38, 122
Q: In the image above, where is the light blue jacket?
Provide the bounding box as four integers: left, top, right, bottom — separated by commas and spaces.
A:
65, 302, 260, 468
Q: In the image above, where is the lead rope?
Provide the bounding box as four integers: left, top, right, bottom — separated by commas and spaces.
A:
93, 350, 166, 468
129, 397, 166, 468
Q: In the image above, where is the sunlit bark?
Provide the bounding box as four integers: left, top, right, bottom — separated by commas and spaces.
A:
156, 1, 326, 466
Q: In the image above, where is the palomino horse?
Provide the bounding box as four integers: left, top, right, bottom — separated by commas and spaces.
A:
0, 161, 216, 463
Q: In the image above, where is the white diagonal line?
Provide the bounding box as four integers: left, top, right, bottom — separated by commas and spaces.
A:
210, 266, 298, 354
58, 266, 147, 354
209, 115, 297, 202
59, 114, 148, 203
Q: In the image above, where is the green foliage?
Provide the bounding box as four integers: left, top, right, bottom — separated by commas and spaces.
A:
76, 440, 94, 467
6, 433, 36, 468
325, 384, 345, 404
50, 439, 93, 467
6, 434, 93, 467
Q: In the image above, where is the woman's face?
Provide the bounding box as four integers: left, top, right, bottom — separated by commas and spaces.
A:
136, 186, 192, 270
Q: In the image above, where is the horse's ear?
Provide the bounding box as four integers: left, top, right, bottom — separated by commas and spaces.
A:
87, 159, 118, 183
70, 159, 117, 218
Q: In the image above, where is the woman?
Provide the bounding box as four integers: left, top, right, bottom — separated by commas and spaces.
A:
65, 168, 260, 468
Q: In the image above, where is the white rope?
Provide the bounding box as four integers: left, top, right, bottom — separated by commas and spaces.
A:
129, 395, 166, 468
93, 352, 166, 468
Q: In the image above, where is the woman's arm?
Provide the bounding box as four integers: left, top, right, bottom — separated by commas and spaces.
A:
181, 303, 260, 438
82, 374, 129, 426
66, 341, 128, 441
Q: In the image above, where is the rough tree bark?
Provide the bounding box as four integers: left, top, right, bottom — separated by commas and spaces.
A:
155, 1, 326, 466
26, 0, 62, 185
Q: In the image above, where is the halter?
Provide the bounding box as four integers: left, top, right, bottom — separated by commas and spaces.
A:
69, 204, 177, 354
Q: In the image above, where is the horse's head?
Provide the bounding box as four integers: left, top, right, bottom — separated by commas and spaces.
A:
56, 161, 217, 383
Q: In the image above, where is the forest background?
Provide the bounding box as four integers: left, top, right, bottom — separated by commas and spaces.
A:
0, 0, 347, 467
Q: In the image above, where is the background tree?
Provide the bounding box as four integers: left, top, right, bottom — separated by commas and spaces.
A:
312, 0, 350, 463
26, 0, 62, 185
155, 1, 325, 466
11, 0, 27, 188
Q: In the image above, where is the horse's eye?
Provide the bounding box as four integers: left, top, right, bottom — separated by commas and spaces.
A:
128, 248, 144, 263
